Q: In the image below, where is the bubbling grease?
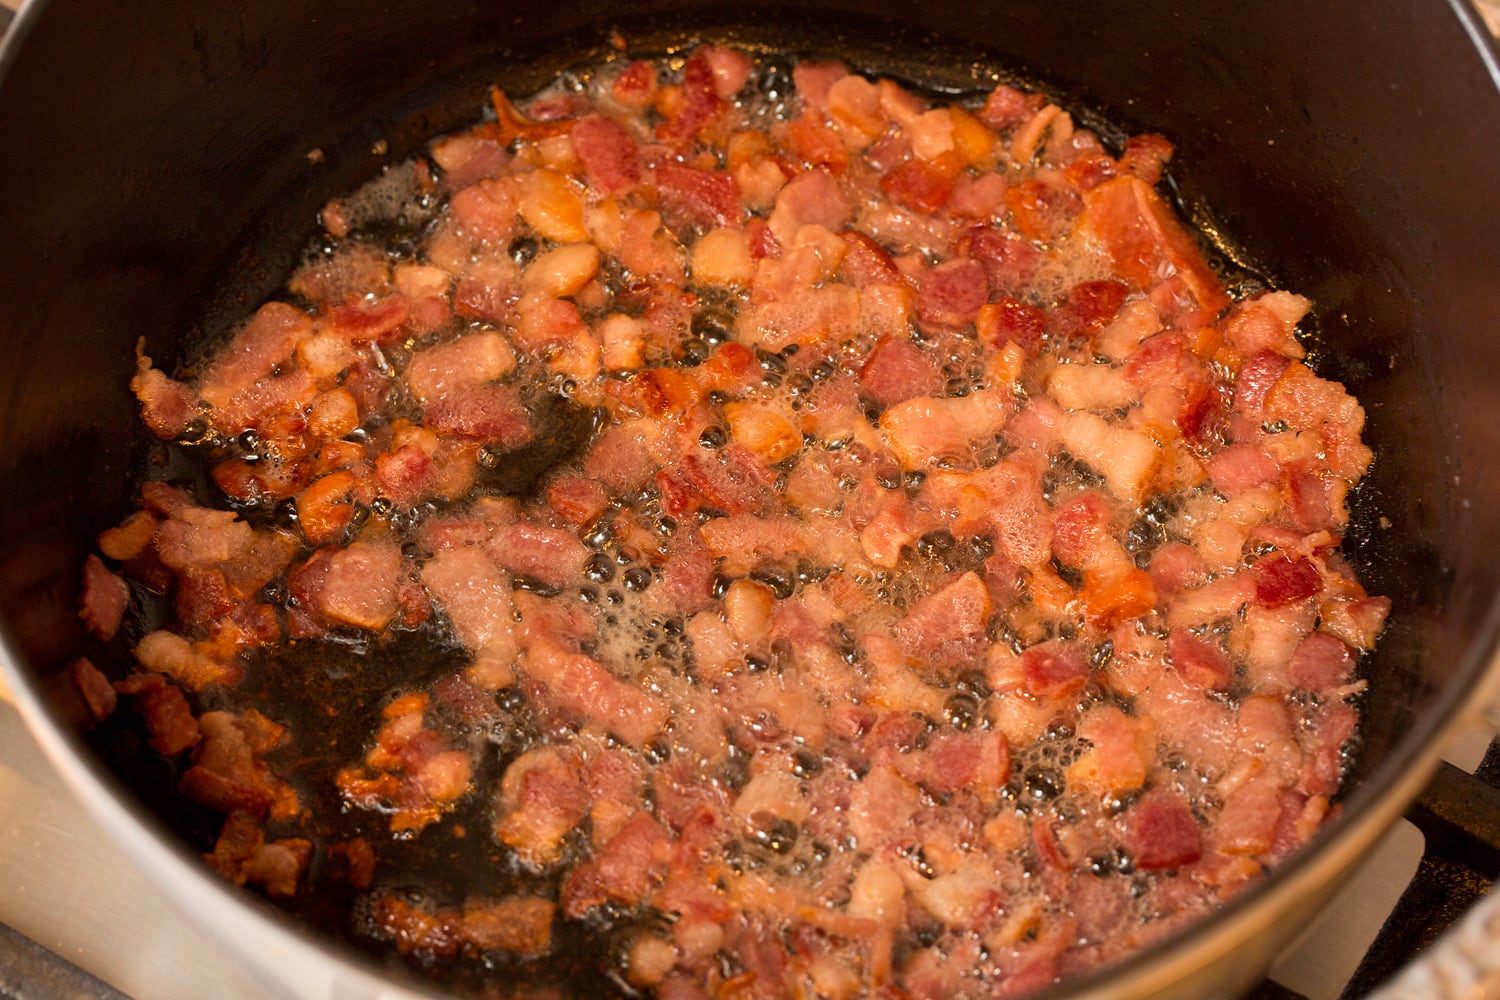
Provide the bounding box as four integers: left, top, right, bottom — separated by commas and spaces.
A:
89, 39, 1389, 1000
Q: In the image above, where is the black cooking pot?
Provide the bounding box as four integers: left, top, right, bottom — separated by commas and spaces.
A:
2, 0, 1499, 997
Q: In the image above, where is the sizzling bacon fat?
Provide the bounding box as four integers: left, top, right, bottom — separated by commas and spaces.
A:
78, 43, 1389, 998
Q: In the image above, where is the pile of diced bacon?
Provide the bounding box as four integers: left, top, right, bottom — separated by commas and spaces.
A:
75, 40, 1391, 999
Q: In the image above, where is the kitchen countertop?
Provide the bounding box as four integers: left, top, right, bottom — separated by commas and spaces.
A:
0, 688, 273, 1000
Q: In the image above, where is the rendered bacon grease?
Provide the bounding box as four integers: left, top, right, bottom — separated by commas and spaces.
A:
77, 42, 1392, 998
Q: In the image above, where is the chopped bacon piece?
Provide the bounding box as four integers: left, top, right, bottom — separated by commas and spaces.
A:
242, 839, 313, 899
701, 45, 753, 99
318, 541, 401, 630
917, 257, 989, 327
369, 893, 463, 960
1019, 639, 1090, 699
950, 171, 1010, 219
1080, 565, 1158, 627
78, 554, 130, 640
130, 367, 198, 440
1068, 704, 1149, 795
206, 813, 311, 899
839, 230, 902, 287
173, 567, 234, 628
657, 48, 727, 142
654, 162, 744, 229
1263, 362, 1361, 432
571, 113, 642, 193
1121, 790, 1202, 871
904, 730, 1007, 796
1213, 776, 1283, 857
1288, 632, 1355, 691
71, 657, 117, 722
431, 134, 508, 190
134, 630, 238, 690
613, 367, 702, 419
880, 390, 1012, 469
788, 116, 849, 173
525, 638, 667, 747
461, 896, 556, 956
1119, 133, 1174, 185
423, 383, 533, 447
1233, 350, 1293, 418
405, 331, 516, 404
451, 183, 520, 246
324, 293, 410, 344
1251, 554, 1321, 608
179, 710, 287, 818
99, 510, 159, 562
650, 548, 716, 618
294, 470, 357, 547
769, 168, 851, 244
1223, 291, 1310, 359
562, 811, 675, 918
488, 521, 590, 588
114, 673, 201, 755
1208, 444, 1280, 496
154, 504, 253, 572
374, 444, 437, 507
197, 301, 309, 414
422, 545, 517, 666
1056, 409, 1160, 504
860, 336, 944, 409
1050, 491, 1117, 572
338, 693, 473, 832
1049, 280, 1130, 341
880, 159, 954, 214
978, 83, 1044, 129
1166, 629, 1233, 690
496, 747, 589, 868
1005, 177, 1082, 243
1283, 464, 1343, 532
699, 515, 812, 575
976, 296, 1046, 352
488, 85, 575, 143
660, 448, 775, 519
1076, 176, 1230, 317
545, 471, 610, 527
1063, 152, 1119, 192
791, 61, 849, 113
965, 225, 1042, 294
1322, 595, 1390, 653
895, 571, 992, 668
611, 59, 658, 110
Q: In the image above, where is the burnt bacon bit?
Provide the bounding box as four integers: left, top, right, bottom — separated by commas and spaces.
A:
112, 673, 201, 755
88, 41, 1392, 999
78, 554, 130, 641
70, 657, 117, 723
369, 891, 556, 961
180, 710, 296, 821
206, 813, 312, 899
336, 692, 475, 834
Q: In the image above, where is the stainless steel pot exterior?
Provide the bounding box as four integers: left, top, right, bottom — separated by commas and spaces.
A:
1, 0, 1498, 997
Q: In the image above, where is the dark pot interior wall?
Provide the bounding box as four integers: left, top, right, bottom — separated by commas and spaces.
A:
0, 0, 1497, 991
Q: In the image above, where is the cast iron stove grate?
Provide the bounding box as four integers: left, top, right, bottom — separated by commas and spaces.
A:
1245, 737, 1500, 1000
